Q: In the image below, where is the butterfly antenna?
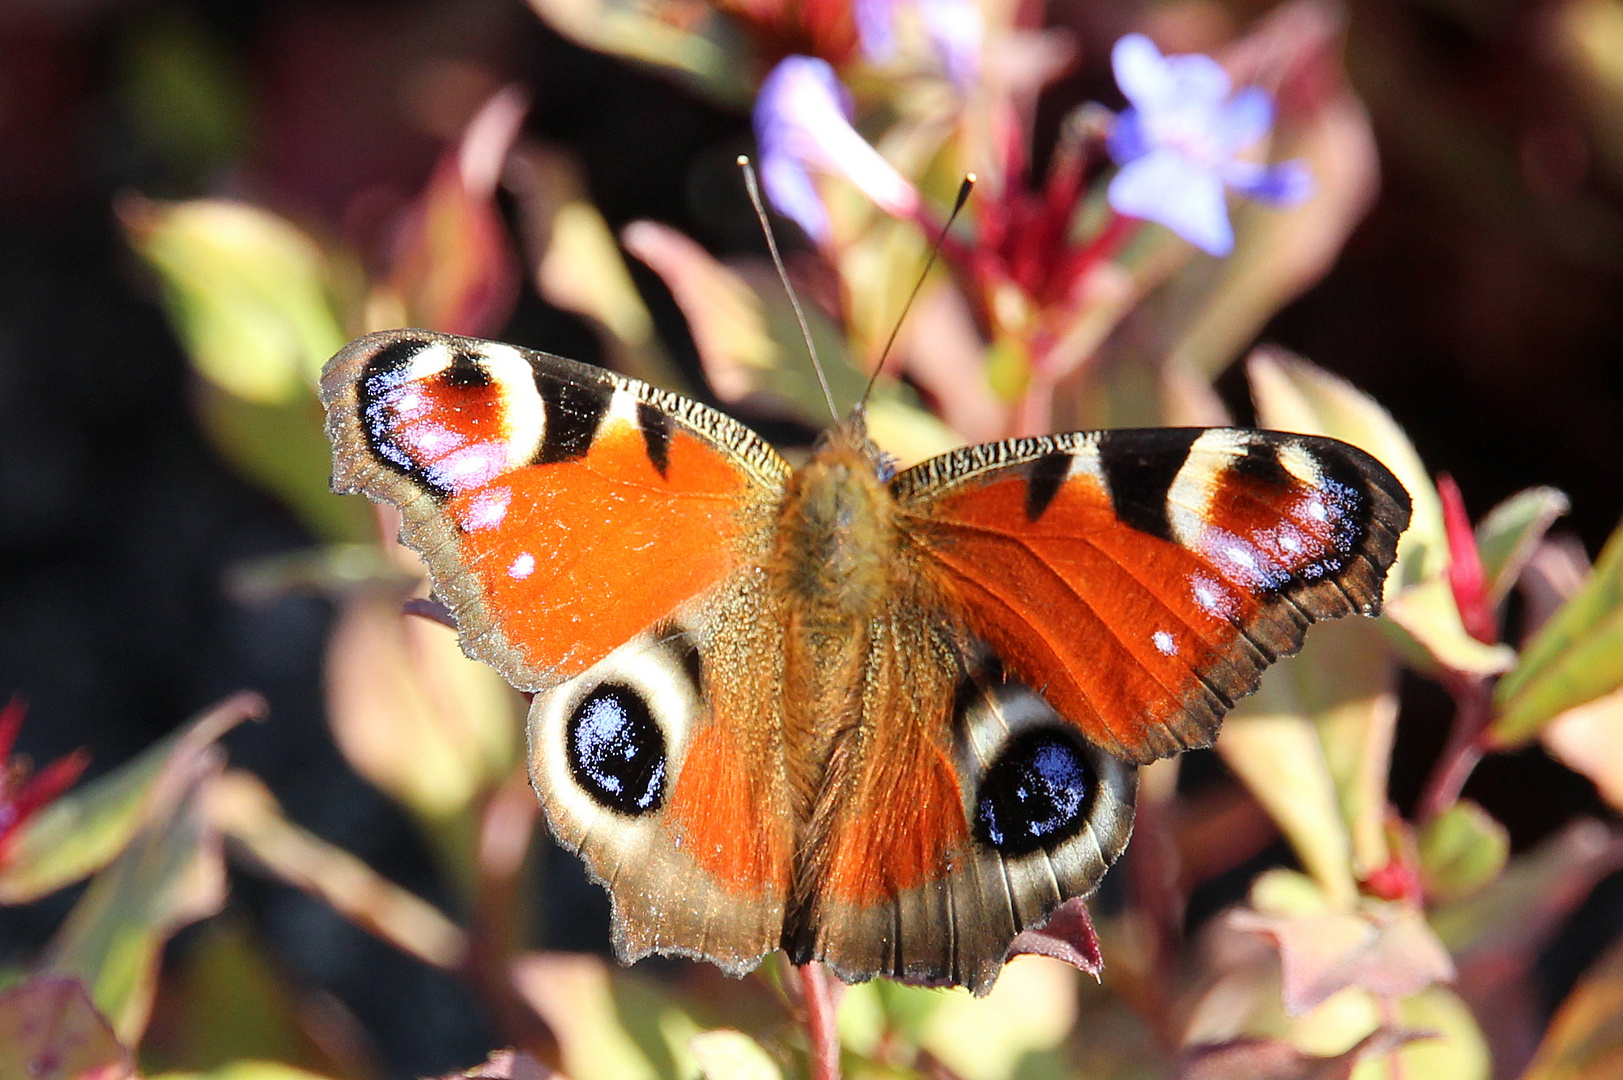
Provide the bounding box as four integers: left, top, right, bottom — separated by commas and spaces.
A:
738, 155, 840, 424
860, 173, 975, 406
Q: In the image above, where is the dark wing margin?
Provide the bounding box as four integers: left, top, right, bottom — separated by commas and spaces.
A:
893, 427, 1411, 764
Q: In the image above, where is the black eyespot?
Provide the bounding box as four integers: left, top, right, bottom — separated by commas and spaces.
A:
566, 684, 667, 815
974, 729, 1096, 856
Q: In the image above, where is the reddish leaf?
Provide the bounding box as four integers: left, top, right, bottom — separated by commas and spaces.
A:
1438, 474, 1497, 644
1006, 896, 1103, 978
1229, 906, 1455, 1015
0, 977, 131, 1080
1180, 1029, 1426, 1080
385, 86, 525, 336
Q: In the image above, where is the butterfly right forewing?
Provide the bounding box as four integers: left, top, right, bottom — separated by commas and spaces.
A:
892, 427, 1412, 764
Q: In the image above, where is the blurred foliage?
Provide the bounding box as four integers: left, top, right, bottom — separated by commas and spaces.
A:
3, 0, 1622, 1077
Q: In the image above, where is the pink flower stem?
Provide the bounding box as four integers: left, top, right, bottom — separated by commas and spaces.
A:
798, 963, 843, 1080
1416, 671, 1494, 823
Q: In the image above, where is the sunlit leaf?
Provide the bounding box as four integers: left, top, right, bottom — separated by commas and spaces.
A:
1492, 517, 1623, 744
507, 147, 683, 392
1474, 487, 1569, 606
1349, 987, 1487, 1080
0, 693, 261, 905
1520, 931, 1623, 1080
206, 770, 467, 971
510, 953, 692, 1080
122, 197, 345, 404
689, 1030, 782, 1080
1380, 579, 1517, 676
1542, 685, 1623, 812
1247, 351, 1516, 675
0, 977, 130, 1080
863, 396, 964, 468
917, 956, 1080, 1080
622, 221, 782, 401
325, 590, 522, 823
624, 221, 860, 425
42, 758, 228, 1043
1219, 628, 1390, 906
1417, 801, 1508, 904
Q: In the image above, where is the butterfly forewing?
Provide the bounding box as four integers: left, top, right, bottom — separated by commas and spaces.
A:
321, 329, 790, 691
893, 427, 1412, 765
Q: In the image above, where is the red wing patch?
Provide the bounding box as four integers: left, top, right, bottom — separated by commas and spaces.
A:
895, 428, 1410, 763
322, 330, 788, 688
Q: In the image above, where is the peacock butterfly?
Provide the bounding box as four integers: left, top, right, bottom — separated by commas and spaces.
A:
321, 328, 1411, 994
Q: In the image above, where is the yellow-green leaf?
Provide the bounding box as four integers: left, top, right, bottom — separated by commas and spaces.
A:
1417, 801, 1509, 904
122, 198, 345, 404
42, 761, 228, 1043
689, 1030, 782, 1080
1492, 517, 1623, 744
1475, 487, 1569, 606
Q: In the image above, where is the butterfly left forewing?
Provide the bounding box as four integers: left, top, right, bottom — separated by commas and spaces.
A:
321, 329, 790, 691
892, 427, 1412, 764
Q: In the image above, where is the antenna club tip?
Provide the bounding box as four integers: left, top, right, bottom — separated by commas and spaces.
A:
737, 154, 752, 166
965, 172, 977, 184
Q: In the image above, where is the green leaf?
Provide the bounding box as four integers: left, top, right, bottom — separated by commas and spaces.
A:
1492, 516, 1623, 744
149, 1063, 339, 1080
1417, 801, 1508, 904
0, 693, 261, 905
916, 958, 1081, 1080
1363, 987, 1489, 1080
122, 197, 346, 405
41, 758, 228, 1043
689, 1030, 782, 1080
1474, 487, 1569, 606
1218, 621, 1397, 904
0, 977, 130, 1080
1380, 578, 1516, 677
138, 919, 352, 1075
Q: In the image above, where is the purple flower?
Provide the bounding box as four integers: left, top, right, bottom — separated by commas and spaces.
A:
1106, 33, 1311, 256
752, 56, 919, 243
855, 0, 984, 88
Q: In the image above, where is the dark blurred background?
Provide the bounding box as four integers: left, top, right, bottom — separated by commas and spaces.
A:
0, 0, 1618, 1074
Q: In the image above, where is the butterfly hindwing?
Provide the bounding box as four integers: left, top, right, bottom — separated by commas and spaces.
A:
893, 427, 1412, 765
526, 580, 795, 974
321, 329, 791, 691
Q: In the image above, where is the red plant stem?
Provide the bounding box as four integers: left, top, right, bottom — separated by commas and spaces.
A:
798, 963, 842, 1080
1416, 673, 1494, 822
